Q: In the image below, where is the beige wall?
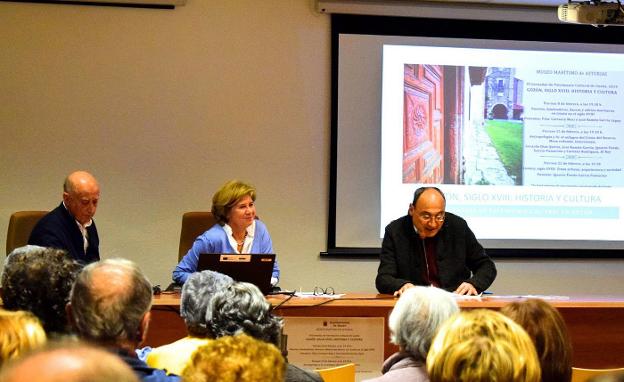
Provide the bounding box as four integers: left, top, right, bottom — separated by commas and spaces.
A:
1, 0, 622, 295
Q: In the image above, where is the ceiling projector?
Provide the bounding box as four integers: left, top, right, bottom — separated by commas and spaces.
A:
558, 1, 624, 25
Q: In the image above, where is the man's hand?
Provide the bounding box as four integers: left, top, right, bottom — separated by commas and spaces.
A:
394, 283, 415, 297
454, 282, 478, 295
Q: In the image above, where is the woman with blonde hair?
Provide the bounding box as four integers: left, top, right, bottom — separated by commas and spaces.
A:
173, 180, 280, 285
0, 309, 47, 367
427, 309, 541, 382
182, 333, 285, 382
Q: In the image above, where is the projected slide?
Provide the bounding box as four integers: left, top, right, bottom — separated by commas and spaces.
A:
380, 45, 624, 242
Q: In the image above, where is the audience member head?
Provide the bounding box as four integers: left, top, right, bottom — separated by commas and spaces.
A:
207, 281, 282, 347
68, 258, 152, 350
427, 309, 541, 382
182, 333, 285, 382
409, 187, 446, 239
0, 340, 139, 382
500, 298, 573, 382
180, 270, 233, 337
62, 170, 100, 225
211, 180, 256, 225
0, 310, 47, 367
388, 286, 459, 361
1, 245, 81, 336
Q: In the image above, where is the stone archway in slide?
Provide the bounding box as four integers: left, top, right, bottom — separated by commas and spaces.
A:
491, 104, 509, 119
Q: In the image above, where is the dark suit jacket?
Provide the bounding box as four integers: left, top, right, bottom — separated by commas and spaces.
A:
375, 213, 496, 294
28, 202, 99, 264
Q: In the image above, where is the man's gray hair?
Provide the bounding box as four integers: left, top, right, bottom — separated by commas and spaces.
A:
206, 282, 282, 346
180, 270, 233, 337
69, 258, 152, 344
388, 286, 459, 361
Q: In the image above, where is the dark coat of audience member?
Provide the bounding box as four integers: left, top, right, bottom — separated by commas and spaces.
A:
1, 245, 81, 336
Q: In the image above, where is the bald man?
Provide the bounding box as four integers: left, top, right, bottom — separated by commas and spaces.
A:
376, 187, 497, 296
0, 342, 139, 382
29, 171, 100, 264
67, 259, 180, 382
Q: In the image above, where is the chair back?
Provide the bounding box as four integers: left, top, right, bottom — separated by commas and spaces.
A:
6, 211, 48, 255
316, 363, 356, 382
178, 212, 217, 261
572, 367, 624, 382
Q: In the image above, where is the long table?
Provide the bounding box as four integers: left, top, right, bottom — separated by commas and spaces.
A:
149, 293, 624, 369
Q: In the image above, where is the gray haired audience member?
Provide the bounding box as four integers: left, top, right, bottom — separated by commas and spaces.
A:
363, 286, 459, 382
145, 271, 233, 375
1, 245, 81, 337
0, 341, 139, 382
67, 258, 179, 382
180, 270, 234, 337
207, 281, 322, 382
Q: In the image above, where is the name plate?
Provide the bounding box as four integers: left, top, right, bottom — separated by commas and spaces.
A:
219, 254, 251, 262
282, 316, 384, 381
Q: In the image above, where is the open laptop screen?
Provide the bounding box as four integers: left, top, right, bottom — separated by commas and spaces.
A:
197, 253, 275, 295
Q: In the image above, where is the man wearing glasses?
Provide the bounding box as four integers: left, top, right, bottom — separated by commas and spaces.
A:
376, 187, 496, 296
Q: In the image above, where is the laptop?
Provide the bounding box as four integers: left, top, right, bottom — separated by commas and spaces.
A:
197, 253, 276, 295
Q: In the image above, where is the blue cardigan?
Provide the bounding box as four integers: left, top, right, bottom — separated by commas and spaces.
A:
172, 219, 279, 284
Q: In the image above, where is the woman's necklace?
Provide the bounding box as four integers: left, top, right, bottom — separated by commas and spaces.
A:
236, 231, 248, 246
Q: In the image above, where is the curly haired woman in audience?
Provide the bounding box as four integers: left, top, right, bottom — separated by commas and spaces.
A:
500, 298, 573, 382
0, 310, 47, 367
1, 245, 81, 337
364, 286, 458, 382
207, 281, 322, 382
427, 309, 541, 382
182, 333, 285, 382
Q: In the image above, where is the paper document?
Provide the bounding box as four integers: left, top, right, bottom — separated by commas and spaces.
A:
483, 295, 570, 300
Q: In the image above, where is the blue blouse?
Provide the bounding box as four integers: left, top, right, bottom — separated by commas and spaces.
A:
172, 219, 279, 284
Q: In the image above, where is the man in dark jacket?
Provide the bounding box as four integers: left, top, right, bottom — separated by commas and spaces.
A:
29, 170, 100, 264
376, 187, 496, 296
